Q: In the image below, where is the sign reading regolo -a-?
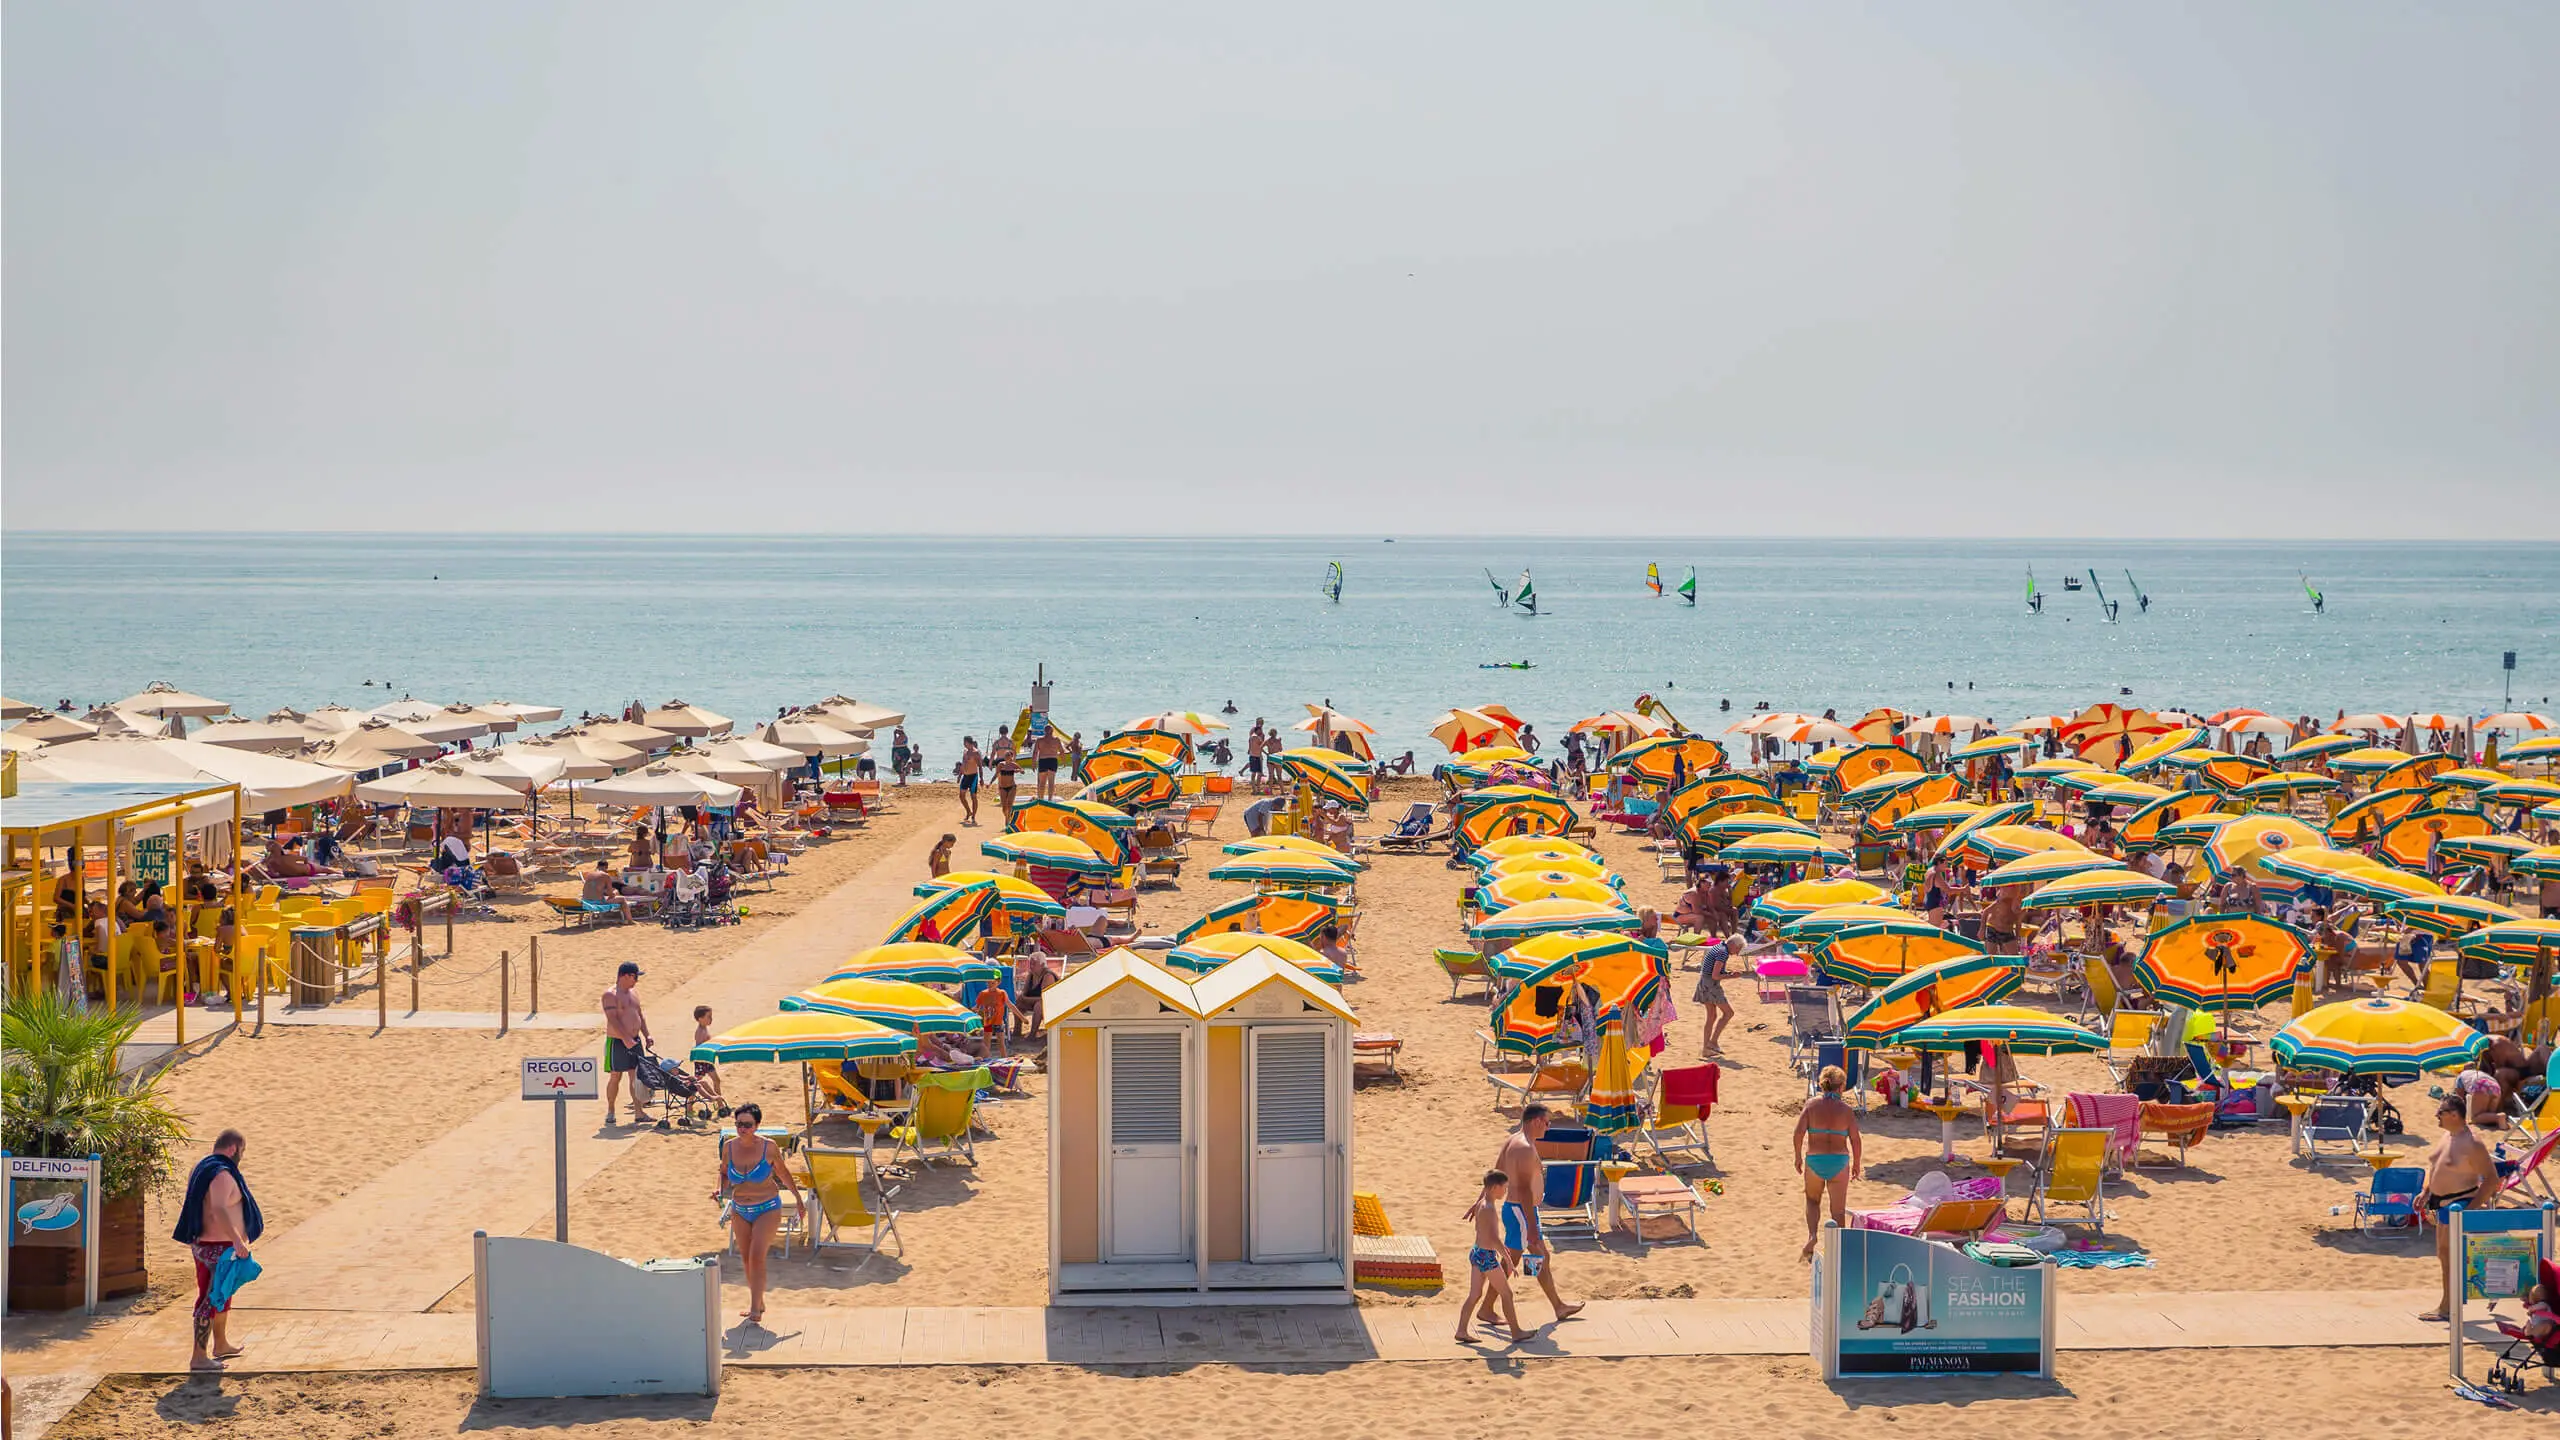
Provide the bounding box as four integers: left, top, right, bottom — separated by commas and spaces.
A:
522, 1057, 599, 1102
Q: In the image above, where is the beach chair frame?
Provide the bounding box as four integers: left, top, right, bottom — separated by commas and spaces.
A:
2352, 1165, 2424, 1234
2301, 1095, 2370, 1164
2028, 1127, 2111, 1233
799, 1146, 904, 1261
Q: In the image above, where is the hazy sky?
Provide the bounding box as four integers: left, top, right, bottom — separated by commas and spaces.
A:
6, 2, 2555, 536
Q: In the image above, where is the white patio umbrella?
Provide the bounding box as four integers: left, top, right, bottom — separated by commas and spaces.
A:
763, 716, 869, 757
483, 700, 566, 724
2221, 715, 2296, 735
1, 730, 47, 753
303, 738, 425, 774
82, 707, 179, 738
28, 734, 353, 810
808, 696, 905, 733
190, 717, 322, 753
641, 700, 734, 737
323, 718, 446, 759
578, 720, 678, 750
455, 748, 570, 792
582, 763, 744, 808
698, 736, 808, 771
663, 751, 776, 787
354, 762, 531, 809
1903, 715, 1988, 736
7, 714, 98, 744
366, 699, 446, 724
114, 682, 231, 718
504, 735, 622, 781
299, 704, 370, 734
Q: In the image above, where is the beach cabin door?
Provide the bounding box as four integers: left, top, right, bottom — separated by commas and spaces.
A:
1247, 1027, 1334, 1263
1102, 1029, 1189, 1263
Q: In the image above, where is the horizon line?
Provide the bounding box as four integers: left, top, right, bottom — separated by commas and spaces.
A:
8, 529, 2556, 546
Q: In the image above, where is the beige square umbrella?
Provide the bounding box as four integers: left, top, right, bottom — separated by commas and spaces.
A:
433, 702, 519, 736
663, 750, 776, 786
762, 715, 869, 756
82, 707, 179, 738
808, 696, 904, 733
698, 736, 809, 771
0, 697, 41, 721
1, 729, 46, 752
642, 700, 734, 737
303, 737, 427, 774
581, 762, 745, 807
482, 700, 565, 724
354, 762, 532, 810
578, 719, 678, 749
385, 712, 487, 745
455, 747, 570, 791
502, 735, 623, 781
33, 734, 353, 810
298, 703, 370, 733
114, 682, 231, 718
190, 717, 322, 753
6, 713, 98, 743
323, 717, 447, 759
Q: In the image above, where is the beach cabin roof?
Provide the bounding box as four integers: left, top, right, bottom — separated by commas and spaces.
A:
1189, 947, 1357, 1025
1041, 947, 1204, 1027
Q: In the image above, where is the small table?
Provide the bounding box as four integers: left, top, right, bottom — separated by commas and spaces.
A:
2360, 1150, 2403, 1173
849, 1113, 898, 1172
1912, 1101, 1970, 1161
1974, 1155, 2027, 1218
1599, 1162, 1643, 1229
2274, 1094, 2320, 1154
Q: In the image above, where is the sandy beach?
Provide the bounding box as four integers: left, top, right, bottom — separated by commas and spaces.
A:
26, 774, 2549, 1438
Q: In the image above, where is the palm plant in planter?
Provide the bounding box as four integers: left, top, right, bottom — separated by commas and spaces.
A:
3, 990, 191, 1306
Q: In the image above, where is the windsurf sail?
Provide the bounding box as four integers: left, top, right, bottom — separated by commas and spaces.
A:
1677, 566, 1697, 605
1515, 569, 1537, 615
2126, 569, 2149, 613
2026, 567, 2043, 614
2088, 569, 2118, 623
1323, 560, 1344, 603
1645, 562, 1663, 597
2302, 573, 2324, 614
1485, 567, 1510, 606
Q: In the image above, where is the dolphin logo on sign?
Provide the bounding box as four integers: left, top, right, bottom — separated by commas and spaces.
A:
16, 1192, 81, 1235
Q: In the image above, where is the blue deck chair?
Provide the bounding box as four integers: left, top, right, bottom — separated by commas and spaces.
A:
2352, 1165, 2423, 1233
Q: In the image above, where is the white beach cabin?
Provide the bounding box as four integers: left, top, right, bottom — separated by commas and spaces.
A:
1044, 946, 1355, 1305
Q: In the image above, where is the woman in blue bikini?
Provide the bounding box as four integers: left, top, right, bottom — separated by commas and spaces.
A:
712, 1103, 804, 1323
1793, 1065, 1864, 1260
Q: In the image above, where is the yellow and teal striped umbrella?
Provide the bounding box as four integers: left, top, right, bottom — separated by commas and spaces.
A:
1695, 813, 1818, 845
782, 977, 983, 1034
1495, 931, 1665, 1015
2483, 777, 2560, 808
1892, 800, 1987, 834
1843, 953, 2025, 1049
1828, 741, 1923, 792
1163, 932, 1343, 984
1670, 794, 1785, 844
2020, 868, 2179, 910
2120, 727, 2207, 772
2373, 753, 2460, 793
2179, 752, 2277, 792
980, 830, 1118, 877
1470, 896, 1641, 941
2326, 786, 2426, 842
1777, 903, 1918, 942
1585, 1024, 1647, 1134
691, 1012, 918, 1065
1009, 797, 1135, 864
1456, 790, 1575, 849
1664, 772, 1777, 809
1472, 835, 1598, 865
1173, 890, 1344, 944
2272, 997, 2486, 1078
1482, 853, 1619, 885
2507, 735, 2560, 762
1488, 930, 1639, 982
2122, 791, 2222, 849
2272, 734, 2360, 763
2514, 845, 2560, 879
2434, 833, 2543, 866
1223, 834, 1362, 867
1082, 765, 1181, 812
2236, 771, 2338, 804
1977, 848, 2121, 888
1095, 727, 1194, 766
2133, 913, 2310, 1011
1895, 1006, 2105, 1055
915, 870, 1068, 919
1945, 824, 2087, 867
1080, 746, 1180, 783
1207, 850, 1361, 886
1272, 751, 1371, 813
2454, 918, 2560, 964
1718, 831, 1852, 866
2201, 813, 2323, 881
2018, 756, 2099, 779
2328, 746, 2415, 775
2156, 812, 2238, 845
1481, 872, 1624, 909
2423, 767, 2513, 793
883, 879, 998, 944
2044, 769, 2120, 795
826, 942, 1003, 987
1932, 800, 2032, 858
2084, 778, 2174, 807
1949, 734, 2031, 763
1838, 770, 1931, 808
1751, 877, 1893, 924
2385, 894, 2523, 939
1814, 921, 1983, 986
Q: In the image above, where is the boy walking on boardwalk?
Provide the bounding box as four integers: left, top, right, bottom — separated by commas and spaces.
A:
1455, 1170, 1529, 1344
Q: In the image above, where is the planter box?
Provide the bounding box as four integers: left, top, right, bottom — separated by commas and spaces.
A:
7, 1193, 147, 1310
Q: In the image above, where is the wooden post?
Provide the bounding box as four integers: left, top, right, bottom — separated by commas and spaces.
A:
499, 951, 510, 1035
528, 935, 540, 1017
101, 830, 119, 1011
411, 948, 421, 1015
444, 895, 455, 958
256, 969, 266, 1035
378, 943, 389, 1032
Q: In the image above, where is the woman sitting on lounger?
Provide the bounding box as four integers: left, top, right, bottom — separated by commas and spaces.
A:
1793, 1066, 1864, 1260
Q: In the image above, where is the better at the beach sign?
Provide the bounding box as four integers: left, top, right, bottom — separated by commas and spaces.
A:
1812, 1227, 2054, 1378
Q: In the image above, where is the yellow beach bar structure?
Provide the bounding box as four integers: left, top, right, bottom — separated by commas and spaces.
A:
1043, 946, 1356, 1305
2, 776, 246, 1030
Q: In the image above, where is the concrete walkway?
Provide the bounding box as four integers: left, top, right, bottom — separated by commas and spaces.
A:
4, 1289, 2489, 1381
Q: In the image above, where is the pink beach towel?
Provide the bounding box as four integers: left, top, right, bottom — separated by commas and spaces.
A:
2067, 1091, 2142, 1166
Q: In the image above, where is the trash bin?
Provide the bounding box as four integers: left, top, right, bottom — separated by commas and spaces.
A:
290, 926, 339, 1007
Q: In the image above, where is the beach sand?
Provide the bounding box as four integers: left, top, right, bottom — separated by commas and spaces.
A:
56, 1348, 2560, 1439
72, 776, 2530, 1431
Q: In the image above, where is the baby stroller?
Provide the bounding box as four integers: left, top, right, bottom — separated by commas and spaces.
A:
630, 1043, 717, 1128
2488, 1256, 2560, 1393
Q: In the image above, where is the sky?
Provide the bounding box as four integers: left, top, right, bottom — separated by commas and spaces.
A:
5, 2, 2556, 537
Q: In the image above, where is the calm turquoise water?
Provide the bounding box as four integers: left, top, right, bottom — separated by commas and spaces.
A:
4, 535, 2553, 763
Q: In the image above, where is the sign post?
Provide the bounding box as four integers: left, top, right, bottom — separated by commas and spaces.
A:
521, 1058, 599, 1243
2445, 1201, 2556, 1380
1816, 1223, 2053, 1379
6, 1152, 103, 1314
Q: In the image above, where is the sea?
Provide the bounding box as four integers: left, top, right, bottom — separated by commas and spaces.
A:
3, 535, 2554, 766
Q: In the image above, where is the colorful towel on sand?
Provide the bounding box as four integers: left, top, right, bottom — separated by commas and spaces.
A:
2067, 1091, 2142, 1166
1854, 1176, 2006, 1235
2047, 1246, 2154, 1269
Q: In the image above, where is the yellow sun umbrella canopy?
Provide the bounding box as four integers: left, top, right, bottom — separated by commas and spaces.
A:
1472, 835, 1597, 864
1468, 896, 1641, 940
1480, 872, 1625, 909
1828, 742, 1923, 792
1943, 825, 2088, 868
882, 879, 1000, 944
781, 977, 983, 1033
825, 942, 1003, 986
914, 871, 1068, 918
691, 1012, 918, 1064
2201, 813, 2324, 882
1717, 831, 1852, 866
1455, 790, 1576, 849
1843, 953, 2026, 1049
1222, 834, 1361, 866
2119, 727, 2208, 772
2374, 807, 2493, 869
980, 830, 1119, 876
1814, 921, 1985, 986
1081, 746, 1178, 783
2133, 913, 2311, 1011
1162, 931, 1343, 984
2121, 791, 2223, 849
1752, 877, 1893, 923
1172, 889, 1344, 944
1008, 797, 1135, 863
2271, 997, 2487, 1077
1607, 734, 1727, 782
1481, 853, 1619, 884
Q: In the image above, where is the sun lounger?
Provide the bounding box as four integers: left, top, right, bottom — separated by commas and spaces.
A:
798, 1146, 903, 1260
2028, 1127, 2111, 1232
1488, 1058, 1590, 1113
2137, 1101, 2216, 1168
890, 1068, 986, 1167
2099, 1010, 2164, 1086
1435, 946, 1493, 1001
2063, 1091, 2141, 1172
1852, 1195, 2005, 1245
1784, 986, 1841, 1073
1638, 1063, 1717, 1171
1352, 1032, 1404, 1078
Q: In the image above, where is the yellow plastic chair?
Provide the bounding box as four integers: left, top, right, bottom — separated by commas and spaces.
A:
2415, 959, 2459, 1010
1787, 793, 1819, 824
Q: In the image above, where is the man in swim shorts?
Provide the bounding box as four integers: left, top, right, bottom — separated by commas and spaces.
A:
1030, 727, 1065, 800
601, 962, 651, 1126
1489, 1106, 1583, 1329
2416, 1097, 2498, 1321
